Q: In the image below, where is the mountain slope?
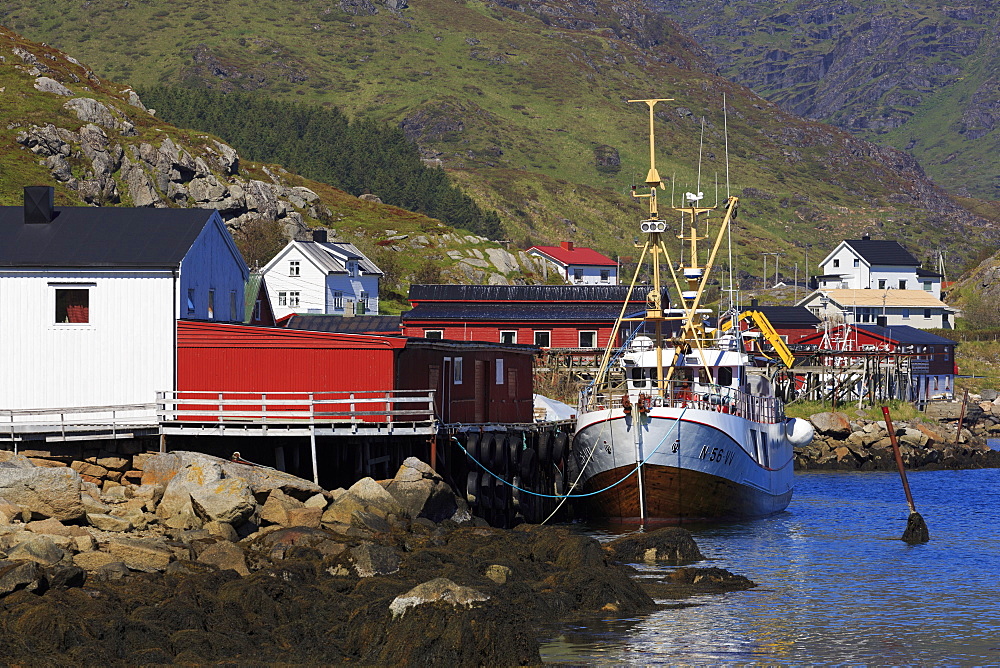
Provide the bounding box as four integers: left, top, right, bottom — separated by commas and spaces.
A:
648, 0, 1000, 201
0, 28, 551, 311
1, 0, 999, 279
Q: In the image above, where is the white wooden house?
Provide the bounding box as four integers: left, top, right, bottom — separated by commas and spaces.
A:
261, 229, 382, 319
796, 288, 954, 329
815, 234, 942, 298
0, 186, 249, 413
526, 241, 618, 285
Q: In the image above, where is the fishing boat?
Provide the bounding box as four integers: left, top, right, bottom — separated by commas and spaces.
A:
568, 98, 814, 523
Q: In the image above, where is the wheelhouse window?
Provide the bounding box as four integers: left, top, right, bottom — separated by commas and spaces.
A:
534, 331, 551, 348
289, 260, 300, 277
499, 330, 517, 344
424, 330, 443, 339
579, 331, 597, 348
55, 288, 89, 324
717, 366, 733, 387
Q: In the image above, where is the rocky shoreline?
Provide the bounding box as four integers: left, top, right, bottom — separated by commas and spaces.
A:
796, 399, 1000, 471
1, 450, 750, 664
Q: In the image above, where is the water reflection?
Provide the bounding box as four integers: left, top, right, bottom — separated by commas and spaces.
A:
541, 469, 1000, 664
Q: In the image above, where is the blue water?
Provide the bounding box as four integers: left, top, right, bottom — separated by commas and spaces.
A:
542, 469, 1000, 664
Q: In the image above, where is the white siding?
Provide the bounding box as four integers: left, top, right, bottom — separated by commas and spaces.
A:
263, 243, 380, 318
0, 270, 175, 411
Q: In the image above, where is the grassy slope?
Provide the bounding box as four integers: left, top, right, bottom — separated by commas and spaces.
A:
1, 0, 998, 278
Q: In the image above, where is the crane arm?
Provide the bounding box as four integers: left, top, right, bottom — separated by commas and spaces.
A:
721, 310, 796, 368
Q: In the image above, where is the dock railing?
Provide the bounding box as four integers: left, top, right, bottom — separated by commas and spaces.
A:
0, 403, 159, 444
157, 389, 436, 426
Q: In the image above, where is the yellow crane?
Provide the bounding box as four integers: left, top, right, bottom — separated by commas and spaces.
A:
721, 310, 796, 368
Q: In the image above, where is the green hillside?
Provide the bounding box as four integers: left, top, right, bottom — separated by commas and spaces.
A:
649, 0, 1000, 202
2, 0, 1000, 279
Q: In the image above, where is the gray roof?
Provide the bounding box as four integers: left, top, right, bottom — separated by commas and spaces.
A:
844, 239, 919, 267
408, 284, 654, 303
285, 314, 401, 334
297, 240, 382, 276
0, 205, 221, 268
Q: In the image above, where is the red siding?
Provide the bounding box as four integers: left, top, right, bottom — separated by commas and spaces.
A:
401, 321, 618, 349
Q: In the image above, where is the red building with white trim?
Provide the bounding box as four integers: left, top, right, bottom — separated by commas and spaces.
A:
401, 284, 653, 349
526, 241, 618, 284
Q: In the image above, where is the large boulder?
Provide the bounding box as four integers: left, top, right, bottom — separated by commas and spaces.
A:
190, 477, 257, 525
197, 541, 250, 576
389, 577, 489, 618
7, 535, 66, 566
604, 527, 704, 564
384, 458, 458, 522
322, 477, 405, 526
0, 467, 85, 522
106, 536, 174, 572
143, 451, 322, 499
809, 412, 852, 438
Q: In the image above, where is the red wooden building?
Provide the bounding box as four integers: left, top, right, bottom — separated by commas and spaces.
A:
401, 284, 654, 349
754, 305, 821, 344
174, 321, 536, 424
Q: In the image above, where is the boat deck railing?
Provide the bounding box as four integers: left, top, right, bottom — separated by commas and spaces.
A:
579, 380, 785, 424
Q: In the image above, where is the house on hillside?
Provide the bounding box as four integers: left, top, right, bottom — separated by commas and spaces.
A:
0, 186, 249, 412
526, 241, 618, 285
797, 288, 954, 329
815, 234, 942, 298
796, 323, 957, 400
401, 284, 655, 349
261, 229, 382, 320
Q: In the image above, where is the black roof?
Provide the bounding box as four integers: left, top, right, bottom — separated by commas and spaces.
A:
408, 284, 653, 303
402, 302, 628, 322
756, 306, 821, 327
844, 239, 919, 266
285, 314, 402, 334
0, 205, 218, 268
855, 324, 957, 345
916, 267, 943, 278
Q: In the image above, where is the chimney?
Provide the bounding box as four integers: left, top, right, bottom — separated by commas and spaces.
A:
861, 232, 871, 241
876, 315, 888, 328
24, 186, 55, 224
561, 241, 574, 251
312, 228, 328, 243
750, 298, 759, 308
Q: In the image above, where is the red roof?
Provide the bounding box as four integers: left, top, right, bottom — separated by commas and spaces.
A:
528, 244, 617, 267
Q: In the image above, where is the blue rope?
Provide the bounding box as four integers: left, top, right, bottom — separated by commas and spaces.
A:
452, 406, 688, 499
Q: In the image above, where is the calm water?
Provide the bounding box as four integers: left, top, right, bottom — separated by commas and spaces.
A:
542, 469, 1000, 665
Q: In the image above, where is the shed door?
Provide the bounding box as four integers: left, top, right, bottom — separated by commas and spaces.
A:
474, 360, 487, 423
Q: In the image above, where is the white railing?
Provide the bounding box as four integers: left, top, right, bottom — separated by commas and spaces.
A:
0, 403, 159, 443
580, 381, 786, 424
157, 389, 436, 426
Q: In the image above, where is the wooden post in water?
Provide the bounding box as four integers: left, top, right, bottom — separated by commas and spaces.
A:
954, 388, 969, 446
881, 406, 929, 543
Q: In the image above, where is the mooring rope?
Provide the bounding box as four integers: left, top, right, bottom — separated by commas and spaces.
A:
451, 406, 688, 500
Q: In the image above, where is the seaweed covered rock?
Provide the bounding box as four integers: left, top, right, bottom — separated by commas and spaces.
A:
604, 527, 704, 564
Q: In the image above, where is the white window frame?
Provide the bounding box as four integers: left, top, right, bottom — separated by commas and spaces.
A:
499, 330, 517, 344
278, 291, 288, 307
52, 283, 93, 326
332, 290, 344, 310
600, 269, 610, 283
534, 330, 551, 348
898, 279, 906, 290
454, 357, 463, 385
579, 330, 597, 348
878, 279, 886, 289
289, 260, 300, 277
288, 291, 300, 308
573, 268, 583, 282
424, 329, 443, 339
923, 281, 933, 292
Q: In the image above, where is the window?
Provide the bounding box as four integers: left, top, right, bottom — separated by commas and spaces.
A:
902, 308, 910, 320
278, 291, 287, 307
230, 290, 237, 321
55, 288, 89, 323
499, 330, 517, 344
600, 269, 610, 283
507, 368, 517, 398
898, 279, 906, 290
717, 366, 733, 386
924, 309, 932, 319
207, 289, 215, 319
534, 331, 551, 347
332, 291, 344, 310
187, 288, 196, 314
359, 291, 369, 315
454, 357, 463, 384
853, 259, 859, 267
253, 300, 262, 321
923, 281, 933, 292
573, 268, 583, 282
347, 261, 357, 277
630, 367, 647, 389
289, 260, 300, 277
496, 358, 504, 384
288, 291, 300, 308
878, 279, 886, 289
579, 331, 597, 348
424, 330, 443, 339
833, 259, 840, 268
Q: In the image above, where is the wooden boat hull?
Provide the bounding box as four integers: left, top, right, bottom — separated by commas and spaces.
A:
571, 405, 795, 523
